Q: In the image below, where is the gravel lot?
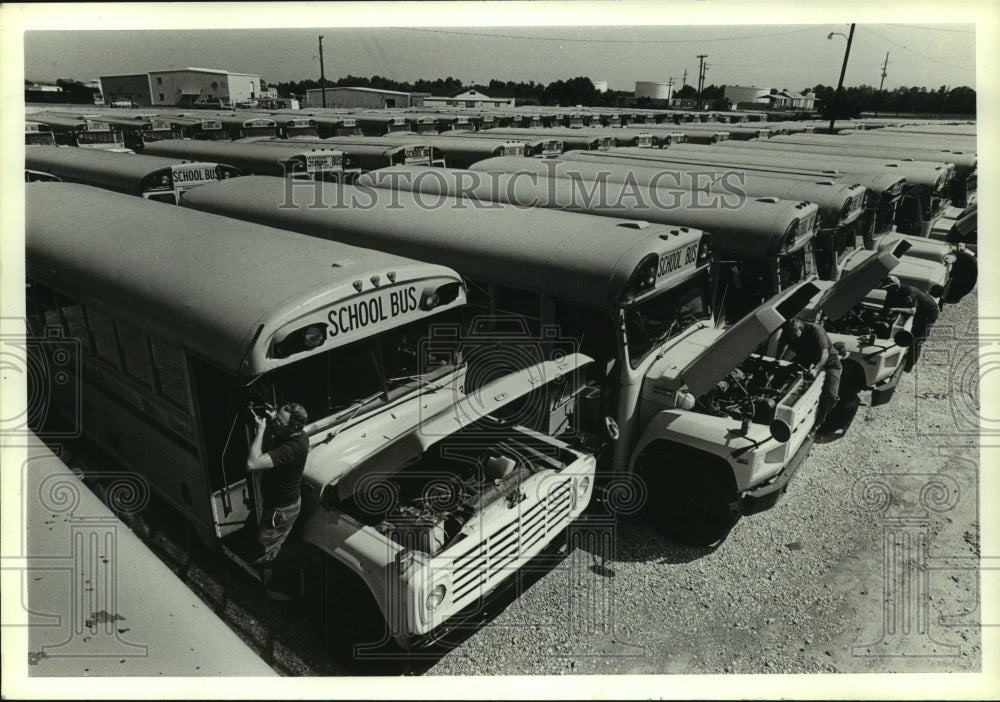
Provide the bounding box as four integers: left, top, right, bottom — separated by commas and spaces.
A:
47, 285, 983, 681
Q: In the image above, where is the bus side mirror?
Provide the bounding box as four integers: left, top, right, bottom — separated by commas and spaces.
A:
604, 416, 620, 442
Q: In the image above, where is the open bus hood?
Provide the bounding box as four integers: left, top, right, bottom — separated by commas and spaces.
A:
815, 240, 909, 321
679, 279, 822, 397
301, 352, 594, 499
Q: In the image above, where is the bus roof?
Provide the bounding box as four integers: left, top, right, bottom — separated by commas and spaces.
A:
467, 157, 819, 258
31, 114, 90, 131
26, 183, 463, 378
180, 176, 709, 310
143, 140, 345, 176
25, 146, 218, 192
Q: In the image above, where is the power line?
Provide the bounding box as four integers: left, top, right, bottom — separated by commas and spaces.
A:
859, 26, 976, 71
394, 26, 820, 44
884, 23, 975, 34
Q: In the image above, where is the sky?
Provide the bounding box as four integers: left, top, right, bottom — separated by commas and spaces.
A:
15, 4, 983, 94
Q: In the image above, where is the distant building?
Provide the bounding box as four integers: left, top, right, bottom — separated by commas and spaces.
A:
306, 86, 423, 109
99, 73, 152, 107
423, 87, 516, 108
724, 85, 817, 112
147, 68, 260, 107
100, 68, 261, 107
592, 81, 608, 93
24, 81, 62, 93
723, 85, 771, 107
635, 81, 672, 102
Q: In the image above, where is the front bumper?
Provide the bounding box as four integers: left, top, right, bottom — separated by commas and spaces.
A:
741, 432, 815, 515
871, 357, 907, 406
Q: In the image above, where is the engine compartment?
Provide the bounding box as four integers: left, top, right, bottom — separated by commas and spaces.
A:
696, 355, 807, 425
825, 294, 903, 343
340, 430, 573, 556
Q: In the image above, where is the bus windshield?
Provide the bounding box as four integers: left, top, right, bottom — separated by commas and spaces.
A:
256, 308, 463, 432
778, 248, 811, 290
79, 131, 121, 145
26, 132, 56, 146
625, 271, 712, 368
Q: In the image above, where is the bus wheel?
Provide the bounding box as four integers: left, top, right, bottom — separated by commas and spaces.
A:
639, 445, 740, 548
310, 560, 401, 673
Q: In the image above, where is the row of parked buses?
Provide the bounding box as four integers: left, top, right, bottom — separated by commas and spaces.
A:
22, 118, 977, 657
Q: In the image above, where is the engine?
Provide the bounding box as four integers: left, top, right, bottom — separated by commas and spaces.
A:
696, 355, 807, 426
342, 434, 567, 556
825, 300, 904, 344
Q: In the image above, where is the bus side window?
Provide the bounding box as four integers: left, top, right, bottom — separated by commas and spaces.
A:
55, 293, 92, 354
551, 301, 618, 367
491, 285, 542, 337
25, 281, 56, 336
85, 307, 122, 369
116, 321, 155, 389
149, 336, 191, 412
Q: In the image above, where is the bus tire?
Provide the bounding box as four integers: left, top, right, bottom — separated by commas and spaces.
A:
308, 556, 400, 672
637, 444, 741, 548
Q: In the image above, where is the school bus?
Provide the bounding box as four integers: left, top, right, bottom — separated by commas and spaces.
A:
143, 139, 359, 183
181, 175, 834, 546
160, 114, 229, 140
26, 182, 596, 650
764, 134, 977, 211
25, 145, 242, 203
280, 135, 446, 170
270, 116, 319, 139
389, 133, 528, 168
439, 129, 566, 158
358, 164, 914, 415
25, 120, 57, 146
482, 128, 616, 152
696, 140, 959, 238
353, 113, 411, 136
206, 113, 279, 140
668, 142, 978, 301
38, 114, 129, 151
556, 149, 868, 281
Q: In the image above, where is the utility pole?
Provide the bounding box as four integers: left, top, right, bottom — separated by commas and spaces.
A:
828, 24, 855, 133
696, 54, 707, 111
318, 35, 327, 108
874, 52, 889, 118
682, 69, 688, 87
667, 76, 675, 103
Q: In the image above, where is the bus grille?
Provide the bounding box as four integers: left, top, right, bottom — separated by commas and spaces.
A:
448, 478, 572, 603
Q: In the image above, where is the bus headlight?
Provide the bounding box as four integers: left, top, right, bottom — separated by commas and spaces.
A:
575, 476, 591, 500
697, 233, 713, 263
426, 583, 447, 611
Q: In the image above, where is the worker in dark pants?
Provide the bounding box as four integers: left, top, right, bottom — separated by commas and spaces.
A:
777, 319, 842, 436
881, 275, 940, 372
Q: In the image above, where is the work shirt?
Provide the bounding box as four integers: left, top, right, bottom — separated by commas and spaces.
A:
261, 432, 309, 508
884, 284, 940, 325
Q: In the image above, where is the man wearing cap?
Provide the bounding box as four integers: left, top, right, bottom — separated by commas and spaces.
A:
247, 402, 310, 596
881, 275, 939, 371
776, 319, 842, 435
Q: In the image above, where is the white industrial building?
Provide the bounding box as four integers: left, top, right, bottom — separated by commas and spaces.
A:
635, 81, 672, 101
100, 67, 262, 107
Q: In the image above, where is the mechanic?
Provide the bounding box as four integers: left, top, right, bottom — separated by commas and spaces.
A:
881, 275, 939, 371
777, 319, 842, 434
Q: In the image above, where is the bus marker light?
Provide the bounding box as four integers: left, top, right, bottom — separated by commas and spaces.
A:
353, 280, 363, 292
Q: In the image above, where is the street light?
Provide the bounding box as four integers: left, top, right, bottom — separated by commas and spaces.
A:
826, 24, 855, 133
